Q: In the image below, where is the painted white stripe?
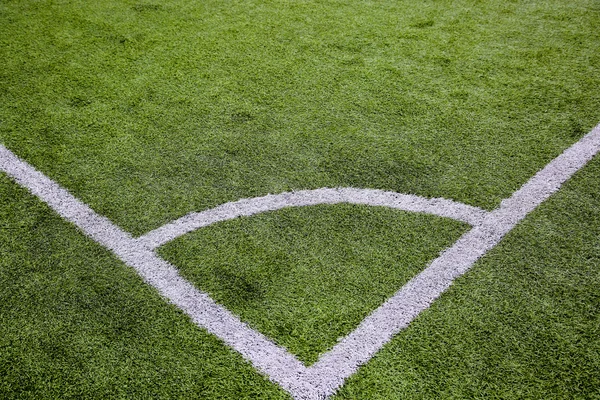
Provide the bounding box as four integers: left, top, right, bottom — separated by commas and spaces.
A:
136, 188, 489, 250
308, 123, 600, 396
0, 147, 132, 248
0, 145, 314, 398
1, 122, 599, 400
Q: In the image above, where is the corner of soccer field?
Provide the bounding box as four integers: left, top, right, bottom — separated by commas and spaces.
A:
1, 0, 599, 398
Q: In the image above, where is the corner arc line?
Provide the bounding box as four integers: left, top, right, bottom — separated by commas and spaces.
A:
135, 187, 489, 250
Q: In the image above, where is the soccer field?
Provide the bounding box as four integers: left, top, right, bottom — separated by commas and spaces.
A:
1, 0, 599, 399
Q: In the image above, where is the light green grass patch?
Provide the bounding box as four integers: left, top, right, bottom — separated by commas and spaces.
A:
1, 0, 599, 235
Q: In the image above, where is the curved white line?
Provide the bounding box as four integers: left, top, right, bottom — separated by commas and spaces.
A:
135, 187, 489, 250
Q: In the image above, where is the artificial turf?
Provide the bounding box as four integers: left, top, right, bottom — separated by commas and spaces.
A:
1, 0, 599, 398
1, 0, 599, 235
335, 157, 600, 400
0, 174, 288, 399
159, 204, 468, 364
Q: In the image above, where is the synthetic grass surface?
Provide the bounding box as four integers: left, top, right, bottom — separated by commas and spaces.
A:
335, 157, 600, 400
2, 155, 599, 399
160, 205, 468, 364
0, 175, 288, 399
1, 0, 599, 398
1, 0, 599, 235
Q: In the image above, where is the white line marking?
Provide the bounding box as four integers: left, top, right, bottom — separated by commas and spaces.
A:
136, 188, 488, 249
0, 145, 312, 397
1, 122, 599, 399
309, 123, 600, 394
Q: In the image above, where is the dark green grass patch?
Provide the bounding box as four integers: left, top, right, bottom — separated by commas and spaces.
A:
0, 175, 289, 399
160, 205, 468, 364
1, 0, 599, 235
334, 152, 600, 399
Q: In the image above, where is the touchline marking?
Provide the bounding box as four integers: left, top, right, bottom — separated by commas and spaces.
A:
1, 122, 599, 399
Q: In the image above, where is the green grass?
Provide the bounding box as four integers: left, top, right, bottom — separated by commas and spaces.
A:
1, 0, 599, 235
160, 205, 468, 364
335, 157, 600, 400
1, 0, 599, 398
0, 175, 288, 399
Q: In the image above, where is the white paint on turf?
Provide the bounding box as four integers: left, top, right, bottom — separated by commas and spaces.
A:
1, 122, 599, 399
136, 187, 488, 250
308, 123, 600, 392
0, 144, 314, 397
